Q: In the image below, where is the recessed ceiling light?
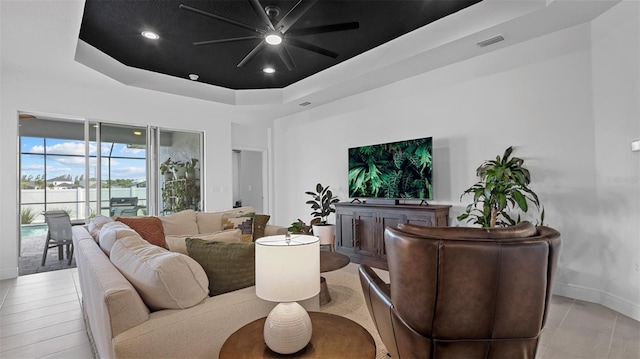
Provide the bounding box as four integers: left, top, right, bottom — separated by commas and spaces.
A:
133, 131, 142, 136
189, 74, 199, 81
265, 33, 282, 45
141, 31, 160, 40
263, 67, 276, 74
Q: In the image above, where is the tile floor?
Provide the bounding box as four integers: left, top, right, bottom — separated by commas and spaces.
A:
1, 268, 638, 359
0, 269, 92, 358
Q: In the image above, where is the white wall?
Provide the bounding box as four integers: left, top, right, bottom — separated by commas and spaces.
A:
273, 2, 639, 319
589, 0, 640, 313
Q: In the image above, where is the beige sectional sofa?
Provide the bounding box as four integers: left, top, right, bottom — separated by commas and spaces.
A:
73, 207, 317, 358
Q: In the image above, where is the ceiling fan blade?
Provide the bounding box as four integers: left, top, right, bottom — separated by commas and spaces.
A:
247, 0, 275, 31
179, 4, 264, 34
276, 0, 318, 34
194, 36, 261, 46
286, 38, 338, 58
238, 41, 267, 67
287, 22, 359, 37
277, 46, 296, 71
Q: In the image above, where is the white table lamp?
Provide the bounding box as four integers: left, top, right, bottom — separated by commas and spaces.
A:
255, 234, 320, 354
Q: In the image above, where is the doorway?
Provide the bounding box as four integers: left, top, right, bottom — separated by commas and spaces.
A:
232, 149, 265, 213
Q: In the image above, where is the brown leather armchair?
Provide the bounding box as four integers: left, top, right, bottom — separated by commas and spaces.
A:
359, 221, 561, 359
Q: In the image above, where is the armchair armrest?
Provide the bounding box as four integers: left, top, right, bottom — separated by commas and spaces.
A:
358, 265, 399, 359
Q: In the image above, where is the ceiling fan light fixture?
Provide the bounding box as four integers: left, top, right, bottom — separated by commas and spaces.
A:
263, 67, 276, 74
265, 33, 282, 45
141, 31, 160, 40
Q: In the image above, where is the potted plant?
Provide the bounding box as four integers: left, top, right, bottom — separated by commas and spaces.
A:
160, 158, 177, 181
185, 158, 199, 180
288, 218, 321, 235
305, 183, 340, 246
175, 161, 187, 179
458, 146, 544, 228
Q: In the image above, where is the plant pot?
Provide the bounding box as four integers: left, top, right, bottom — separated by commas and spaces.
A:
312, 224, 335, 247
176, 167, 187, 179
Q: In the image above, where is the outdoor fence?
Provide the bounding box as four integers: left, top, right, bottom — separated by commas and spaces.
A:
21, 187, 147, 223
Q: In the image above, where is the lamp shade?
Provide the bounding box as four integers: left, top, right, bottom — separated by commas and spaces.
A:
255, 235, 320, 302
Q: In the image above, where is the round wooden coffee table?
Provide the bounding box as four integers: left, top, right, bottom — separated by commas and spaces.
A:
219, 312, 375, 359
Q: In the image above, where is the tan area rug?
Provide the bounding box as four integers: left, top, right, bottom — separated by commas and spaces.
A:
319, 263, 390, 359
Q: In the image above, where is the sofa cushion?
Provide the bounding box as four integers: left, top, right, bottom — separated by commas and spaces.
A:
110, 235, 209, 311
222, 212, 255, 242
116, 216, 168, 249
186, 238, 255, 296
88, 215, 114, 242
99, 221, 138, 256
252, 214, 271, 241
159, 210, 199, 236
166, 229, 242, 255
195, 211, 224, 234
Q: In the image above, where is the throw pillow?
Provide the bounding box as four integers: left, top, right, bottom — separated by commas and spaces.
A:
252, 214, 271, 241
222, 212, 255, 242
186, 238, 255, 296
88, 215, 114, 242
165, 229, 242, 255
116, 216, 168, 249
110, 235, 209, 311
99, 221, 138, 256
159, 209, 199, 236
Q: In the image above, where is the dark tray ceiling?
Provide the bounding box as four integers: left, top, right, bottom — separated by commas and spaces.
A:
79, 0, 482, 90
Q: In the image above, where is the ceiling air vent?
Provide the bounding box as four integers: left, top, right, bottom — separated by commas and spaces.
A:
476, 35, 505, 48
299, 102, 312, 107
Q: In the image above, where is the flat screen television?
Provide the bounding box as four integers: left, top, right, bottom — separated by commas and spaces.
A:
348, 137, 433, 200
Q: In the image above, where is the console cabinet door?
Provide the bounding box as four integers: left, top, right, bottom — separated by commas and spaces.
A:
377, 211, 405, 257
354, 211, 377, 259
337, 211, 355, 251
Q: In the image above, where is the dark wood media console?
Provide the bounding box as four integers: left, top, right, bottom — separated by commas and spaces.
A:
335, 202, 451, 270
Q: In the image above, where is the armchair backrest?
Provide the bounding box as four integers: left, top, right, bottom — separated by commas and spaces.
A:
383, 221, 561, 358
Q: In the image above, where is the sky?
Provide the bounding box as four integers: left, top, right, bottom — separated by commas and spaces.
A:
21, 137, 147, 181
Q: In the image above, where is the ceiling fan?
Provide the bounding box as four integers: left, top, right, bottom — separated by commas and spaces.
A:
179, 0, 359, 71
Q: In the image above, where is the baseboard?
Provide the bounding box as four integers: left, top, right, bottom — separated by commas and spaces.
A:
0, 267, 18, 280
553, 282, 640, 321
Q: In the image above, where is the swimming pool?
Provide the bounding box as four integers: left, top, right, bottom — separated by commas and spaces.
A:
21, 224, 48, 237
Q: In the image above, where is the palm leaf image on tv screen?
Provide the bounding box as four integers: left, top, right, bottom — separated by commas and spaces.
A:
348, 137, 433, 199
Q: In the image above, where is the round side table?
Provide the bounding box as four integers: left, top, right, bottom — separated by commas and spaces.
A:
319, 251, 350, 305
219, 312, 376, 359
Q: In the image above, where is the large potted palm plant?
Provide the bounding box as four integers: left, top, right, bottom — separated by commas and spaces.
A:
458, 146, 544, 228
305, 183, 340, 247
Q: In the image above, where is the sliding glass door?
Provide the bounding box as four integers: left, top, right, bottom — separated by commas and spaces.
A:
20, 117, 204, 223
98, 124, 148, 217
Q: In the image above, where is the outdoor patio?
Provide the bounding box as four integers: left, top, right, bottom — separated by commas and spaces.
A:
19, 230, 76, 276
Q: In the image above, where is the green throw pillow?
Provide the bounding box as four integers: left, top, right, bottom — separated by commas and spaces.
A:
253, 214, 271, 241
186, 238, 255, 296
